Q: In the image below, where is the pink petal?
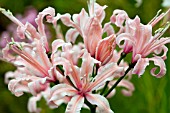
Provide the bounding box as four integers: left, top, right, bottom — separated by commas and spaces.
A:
110, 9, 128, 27
2, 44, 15, 61
132, 54, 149, 76
95, 34, 116, 64
88, 62, 124, 91
53, 57, 72, 76
28, 95, 42, 113
116, 33, 134, 50
93, 3, 107, 23
73, 8, 89, 30
88, 1, 107, 22
49, 96, 71, 109
86, 93, 113, 113
0, 8, 24, 27
149, 56, 166, 78
28, 77, 49, 96
81, 50, 100, 80
48, 67, 64, 82
49, 84, 77, 105
65, 28, 79, 43
153, 45, 168, 60
65, 95, 84, 113
59, 13, 74, 27
103, 22, 115, 36
109, 79, 135, 97
5, 71, 15, 84
17, 26, 26, 39
83, 17, 102, 56
8, 79, 30, 97
51, 39, 65, 55
35, 39, 52, 70
25, 22, 41, 40
35, 7, 55, 36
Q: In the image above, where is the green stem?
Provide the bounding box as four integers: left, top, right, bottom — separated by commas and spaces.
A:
100, 81, 109, 95
117, 52, 126, 65
104, 63, 135, 97
100, 52, 127, 95
84, 98, 96, 113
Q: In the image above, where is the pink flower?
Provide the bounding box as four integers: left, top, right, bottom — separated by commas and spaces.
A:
0, 7, 37, 48
49, 49, 124, 113
116, 12, 170, 77
1, 7, 65, 96
58, 0, 116, 65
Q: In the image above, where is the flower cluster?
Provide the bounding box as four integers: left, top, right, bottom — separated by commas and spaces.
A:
0, 0, 170, 113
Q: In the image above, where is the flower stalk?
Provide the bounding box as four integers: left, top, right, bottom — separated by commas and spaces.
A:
104, 63, 135, 97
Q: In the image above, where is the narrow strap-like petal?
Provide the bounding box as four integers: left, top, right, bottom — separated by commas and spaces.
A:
65, 95, 84, 113
86, 93, 114, 113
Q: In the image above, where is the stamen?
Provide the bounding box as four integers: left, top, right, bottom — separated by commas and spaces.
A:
154, 21, 170, 39
148, 8, 170, 26
8, 40, 49, 77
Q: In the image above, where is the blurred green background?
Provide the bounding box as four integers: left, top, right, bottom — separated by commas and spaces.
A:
0, 0, 170, 113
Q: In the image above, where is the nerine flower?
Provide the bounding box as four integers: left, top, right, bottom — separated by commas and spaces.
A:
0, 7, 65, 96
58, 0, 116, 65
0, 7, 37, 48
49, 48, 124, 113
116, 10, 170, 77
1, 0, 169, 113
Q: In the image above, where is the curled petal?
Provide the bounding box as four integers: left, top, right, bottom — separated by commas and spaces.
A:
28, 95, 42, 113
73, 8, 89, 29
2, 44, 15, 61
53, 57, 72, 76
86, 93, 114, 113
35, 7, 55, 36
28, 77, 49, 96
49, 84, 77, 106
103, 22, 115, 36
149, 57, 166, 78
116, 33, 134, 49
5, 71, 15, 84
49, 96, 71, 109
8, 79, 30, 97
59, 13, 74, 27
132, 55, 149, 76
66, 95, 84, 113
52, 39, 65, 55
61, 43, 80, 64
48, 67, 64, 82
65, 28, 79, 43
153, 45, 168, 60
94, 3, 107, 23
110, 9, 128, 27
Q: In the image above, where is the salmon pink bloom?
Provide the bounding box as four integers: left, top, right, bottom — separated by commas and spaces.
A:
116, 12, 170, 77
0, 7, 66, 96
58, 0, 116, 65
49, 49, 124, 113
